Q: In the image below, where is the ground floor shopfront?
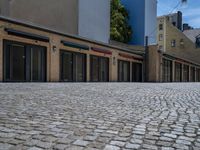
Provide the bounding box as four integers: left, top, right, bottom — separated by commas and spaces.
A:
162, 57, 200, 82
0, 17, 200, 83
0, 17, 144, 82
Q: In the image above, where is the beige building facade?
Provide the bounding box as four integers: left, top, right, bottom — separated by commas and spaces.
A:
0, 17, 144, 82
156, 16, 200, 82
0, 17, 199, 83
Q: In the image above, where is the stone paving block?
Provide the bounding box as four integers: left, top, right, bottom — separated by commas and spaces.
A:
0, 143, 13, 150
104, 145, 120, 150
73, 139, 89, 147
53, 144, 69, 150
125, 143, 140, 149
110, 140, 126, 147
28, 147, 43, 150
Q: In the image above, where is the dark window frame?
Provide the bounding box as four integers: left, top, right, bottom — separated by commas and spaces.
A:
159, 24, 163, 30
60, 50, 86, 82
118, 60, 130, 82
132, 62, 143, 82
162, 59, 172, 82
175, 62, 182, 82
90, 55, 109, 82
183, 64, 189, 82
3, 40, 47, 82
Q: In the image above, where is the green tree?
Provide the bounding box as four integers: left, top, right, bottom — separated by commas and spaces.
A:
110, 0, 132, 43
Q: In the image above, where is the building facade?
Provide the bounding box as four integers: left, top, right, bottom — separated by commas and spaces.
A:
0, 0, 110, 43
155, 15, 200, 82
0, 17, 199, 83
121, 0, 157, 46
0, 17, 144, 82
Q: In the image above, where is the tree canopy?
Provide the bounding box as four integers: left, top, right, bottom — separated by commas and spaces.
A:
110, 0, 132, 43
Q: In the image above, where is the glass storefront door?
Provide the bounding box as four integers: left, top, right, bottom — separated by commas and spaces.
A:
132, 62, 142, 82
175, 62, 182, 82
90, 55, 109, 82
60, 51, 86, 82
4, 40, 46, 82
118, 60, 130, 82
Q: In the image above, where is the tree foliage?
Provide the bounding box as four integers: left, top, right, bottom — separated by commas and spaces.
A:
110, 0, 132, 43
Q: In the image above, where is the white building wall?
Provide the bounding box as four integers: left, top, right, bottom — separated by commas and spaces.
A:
78, 0, 110, 43
145, 0, 157, 45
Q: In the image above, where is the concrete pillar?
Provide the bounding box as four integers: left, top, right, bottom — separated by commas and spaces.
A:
110, 52, 118, 82
49, 37, 60, 82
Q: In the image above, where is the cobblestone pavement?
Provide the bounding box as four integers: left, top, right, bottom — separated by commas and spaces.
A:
0, 83, 200, 150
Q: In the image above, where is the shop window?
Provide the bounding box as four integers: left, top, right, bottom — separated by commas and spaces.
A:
175, 62, 182, 82
162, 59, 172, 82
118, 60, 130, 82
60, 51, 86, 82
4, 40, 46, 82
90, 55, 109, 82
183, 65, 189, 82
190, 67, 195, 82
197, 69, 200, 82
132, 63, 142, 82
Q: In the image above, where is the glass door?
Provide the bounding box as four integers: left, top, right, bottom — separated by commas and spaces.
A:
132, 63, 142, 82
29, 46, 46, 82
60, 51, 86, 82
61, 51, 73, 82
175, 62, 182, 82
4, 40, 46, 82
4, 43, 25, 81
183, 65, 189, 82
118, 60, 130, 82
90, 55, 109, 82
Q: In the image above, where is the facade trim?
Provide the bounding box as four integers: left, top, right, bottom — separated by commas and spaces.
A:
5, 28, 49, 42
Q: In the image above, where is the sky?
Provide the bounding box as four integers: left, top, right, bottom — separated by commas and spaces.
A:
157, 0, 200, 28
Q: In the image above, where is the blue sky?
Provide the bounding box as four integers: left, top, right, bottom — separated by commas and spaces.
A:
157, 0, 200, 28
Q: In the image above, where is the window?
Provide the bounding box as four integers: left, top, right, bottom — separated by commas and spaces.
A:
4, 40, 46, 82
118, 60, 130, 82
190, 67, 195, 82
197, 69, 200, 82
159, 24, 163, 30
171, 40, 176, 47
196, 37, 200, 48
162, 59, 172, 82
158, 45, 163, 51
60, 51, 86, 82
132, 63, 142, 82
159, 34, 163, 41
183, 65, 189, 82
90, 55, 109, 82
172, 22, 176, 26
175, 62, 182, 82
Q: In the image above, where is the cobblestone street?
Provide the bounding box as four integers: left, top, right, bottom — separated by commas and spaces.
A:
0, 83, 200, 150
